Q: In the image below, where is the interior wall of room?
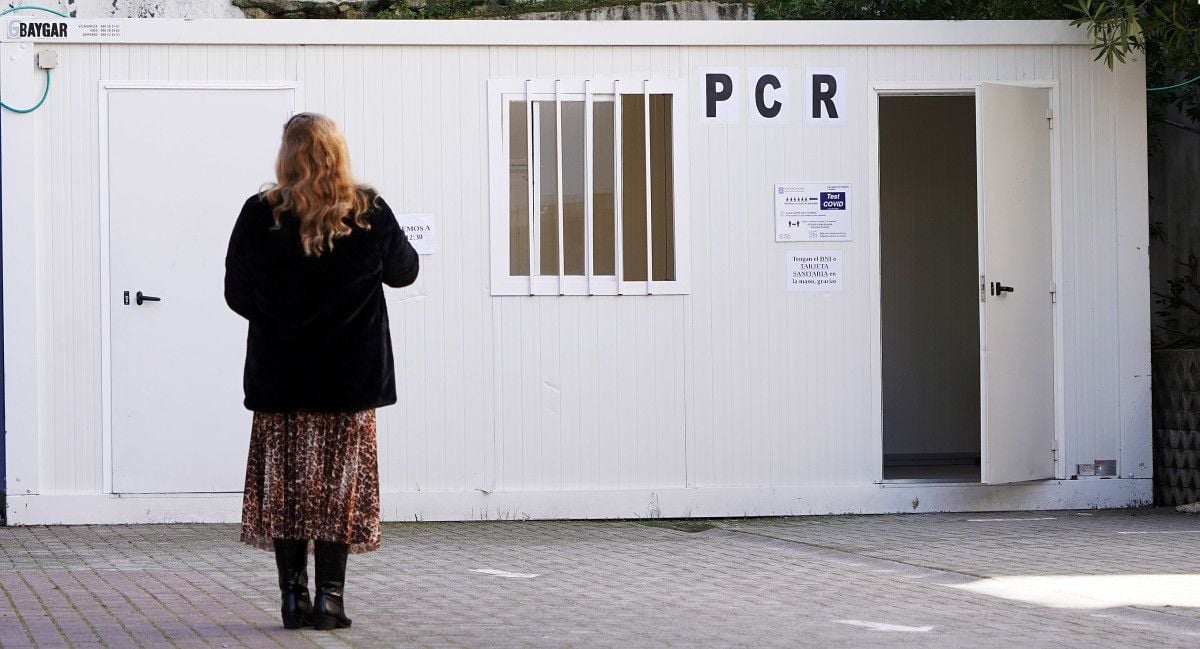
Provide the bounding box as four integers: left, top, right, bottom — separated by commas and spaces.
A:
880, 95, 981, 460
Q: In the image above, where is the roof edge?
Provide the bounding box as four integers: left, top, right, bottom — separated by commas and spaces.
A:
0, 18, 1093, 47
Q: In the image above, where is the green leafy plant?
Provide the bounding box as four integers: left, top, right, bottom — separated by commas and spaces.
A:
755, 0, 1074, 21
1069, 3, 1198, 350
1068, 2, 1198, 121
1154, 251, 1200, 348
1067, 0, 1144, 66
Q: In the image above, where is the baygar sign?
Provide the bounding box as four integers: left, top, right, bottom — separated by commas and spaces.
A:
7, 20, 69, 39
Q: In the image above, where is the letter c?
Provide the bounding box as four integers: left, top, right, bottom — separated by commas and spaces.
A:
755, 74, 783, 119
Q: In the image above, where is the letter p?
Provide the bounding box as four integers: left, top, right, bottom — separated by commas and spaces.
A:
706, 73, 733, 119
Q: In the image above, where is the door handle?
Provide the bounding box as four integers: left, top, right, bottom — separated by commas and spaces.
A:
995, 283, 1014, 295
135, 291, 161, 306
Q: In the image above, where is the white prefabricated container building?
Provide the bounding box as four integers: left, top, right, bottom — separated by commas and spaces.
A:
0, 18, 1151, 525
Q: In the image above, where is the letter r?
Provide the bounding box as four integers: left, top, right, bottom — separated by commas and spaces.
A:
812, 74, 838, 119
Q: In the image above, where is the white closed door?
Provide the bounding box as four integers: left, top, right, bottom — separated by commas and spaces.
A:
107, 86, 294, 493
977, 83, 1056, 484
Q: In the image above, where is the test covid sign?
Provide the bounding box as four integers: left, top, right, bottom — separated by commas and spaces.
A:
820, 191, 847, 210
775, 183, 852, 242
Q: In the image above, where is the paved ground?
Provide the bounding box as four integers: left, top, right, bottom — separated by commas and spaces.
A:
1, 508, 1199, 648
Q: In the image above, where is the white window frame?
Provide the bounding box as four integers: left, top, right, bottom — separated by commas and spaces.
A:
487, 78, 690, 296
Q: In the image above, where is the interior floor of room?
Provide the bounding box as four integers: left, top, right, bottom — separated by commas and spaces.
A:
882, 463, 981, 483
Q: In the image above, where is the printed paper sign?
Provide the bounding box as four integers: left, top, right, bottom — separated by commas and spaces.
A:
698, 67, 740, 123
397, 213, 437, 255
786, 251, 843, 292
775, 182, 852, 242
748, 68, 790, 124
805, 67, 846, 124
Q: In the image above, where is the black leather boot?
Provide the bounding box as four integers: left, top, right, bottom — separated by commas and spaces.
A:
313, 540, 352, 630
273, 538, 312, 629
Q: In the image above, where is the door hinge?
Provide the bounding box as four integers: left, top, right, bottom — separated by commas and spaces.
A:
1050, 281, 1057, 303
980, 274, 987, 303
1051, 441, 1058, 462
1045, 108, 1054, 129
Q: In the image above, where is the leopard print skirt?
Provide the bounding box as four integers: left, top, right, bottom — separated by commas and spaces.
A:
240, 409, 382, 554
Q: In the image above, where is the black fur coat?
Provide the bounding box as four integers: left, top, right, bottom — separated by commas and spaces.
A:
224, 192, 419, 412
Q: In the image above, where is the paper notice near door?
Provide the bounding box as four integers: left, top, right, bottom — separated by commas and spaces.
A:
775, 182, 852, 242
397, 213, 437, 254
786, 250, 843, 292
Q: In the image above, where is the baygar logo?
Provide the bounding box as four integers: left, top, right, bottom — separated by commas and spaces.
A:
9, 20, 68, 39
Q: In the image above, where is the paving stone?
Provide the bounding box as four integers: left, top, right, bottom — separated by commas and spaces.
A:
0, 509, 1198, 647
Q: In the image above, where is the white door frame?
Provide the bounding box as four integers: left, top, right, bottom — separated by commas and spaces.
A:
867, 81, 1066, 483
98, 81, 299, 494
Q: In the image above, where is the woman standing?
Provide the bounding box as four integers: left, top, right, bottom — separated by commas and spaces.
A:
224, 112, 419, 631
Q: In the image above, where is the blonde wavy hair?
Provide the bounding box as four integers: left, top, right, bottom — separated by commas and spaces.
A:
262, 113, 374, 257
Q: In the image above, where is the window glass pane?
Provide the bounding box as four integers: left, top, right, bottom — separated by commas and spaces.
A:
650, 94, 675, 282
561, 101, 586, 276
620, 93, 647, 282
504, 92, 673, 287
509, 100, 529, 276
538, 101, 559, 276
592, 101, 616, 276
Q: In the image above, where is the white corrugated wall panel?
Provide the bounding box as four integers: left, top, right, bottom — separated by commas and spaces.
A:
682, 45, 876, 487
1057, 46, 1122, 471
486, 45, 688, 492
1113, 54, 1151, 479
353, 44, 495, 495
38, 44, 103, 494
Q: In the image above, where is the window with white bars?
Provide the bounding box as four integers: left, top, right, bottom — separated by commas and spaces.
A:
488, 79, 689, 296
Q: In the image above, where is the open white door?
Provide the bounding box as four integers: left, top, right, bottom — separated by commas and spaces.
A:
106, 86, 295, 493
977, 83, 1055, 484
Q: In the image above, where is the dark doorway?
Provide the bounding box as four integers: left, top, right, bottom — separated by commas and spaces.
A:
880, 94, 981, 482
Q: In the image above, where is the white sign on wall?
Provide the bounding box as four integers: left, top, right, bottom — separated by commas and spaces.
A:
805, 67, 846, 124
698, 67, 741, 123
787, 251, 843, 292
775, 183, 852, 242
747, 68, 790, 124
397, 213, 437, 254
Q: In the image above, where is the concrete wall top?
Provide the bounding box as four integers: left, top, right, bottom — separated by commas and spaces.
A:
4, 0, 243, 20
2, 18, 1093, 47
